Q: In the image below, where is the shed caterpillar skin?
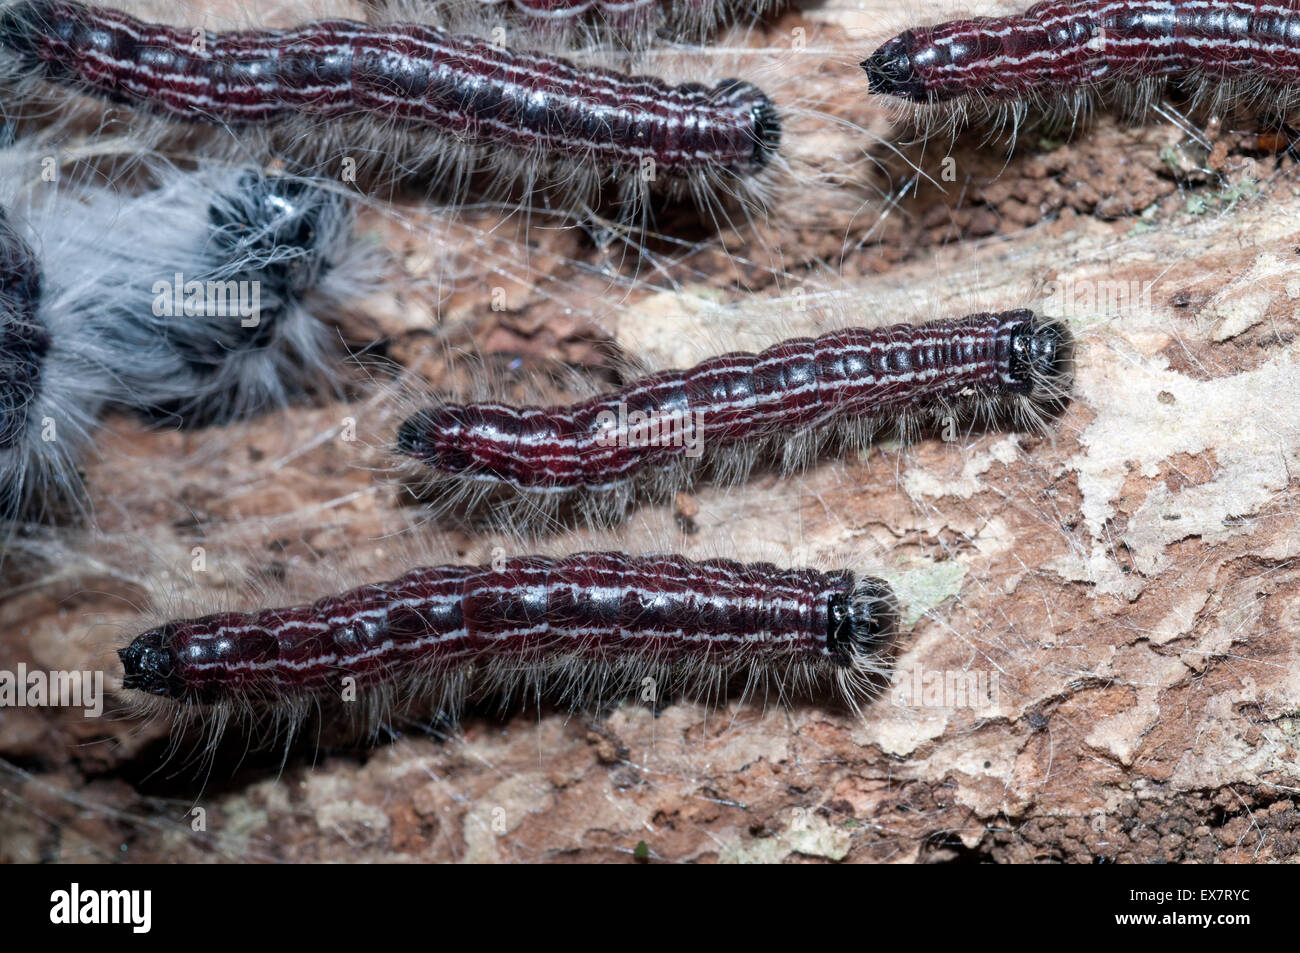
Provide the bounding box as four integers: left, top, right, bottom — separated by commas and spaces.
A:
862, 0, 1300, 135
0, 159, 378, 525
0, 0, 781, 223
96, 167, 369, 426
395, 310, 1074, 526
117, 552, 898, 733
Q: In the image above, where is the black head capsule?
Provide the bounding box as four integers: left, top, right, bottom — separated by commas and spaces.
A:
395, 407, 475, 472
395, 412, 430, 459
118, 625, 185, 698
207, 171, 342, 304
861, 34, 927, 101
167, 170, 347, 387
826, 577, 898, 668
1005, 315, 1073, 396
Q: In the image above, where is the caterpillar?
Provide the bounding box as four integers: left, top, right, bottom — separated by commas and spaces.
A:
117, 550, 899, 743
393, 309, 1074, 526
862, 0, 1300, 135
0, 0, 783, 226
0, 156, 380, 526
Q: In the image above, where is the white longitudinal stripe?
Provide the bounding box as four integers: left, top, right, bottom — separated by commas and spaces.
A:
444, 327, 1001, 459
934, 33, 1300, 78
493, 0, 660, 15
185, 557, 825, 641
179, 558, 836, 681
596, 0, 659, 12
87, 50, 741, 166
32, 4, 759, 168
510, 0, 595, 21
434, 325, 1008, 486
923, 0, 1300, 89
190, 618, 822, 682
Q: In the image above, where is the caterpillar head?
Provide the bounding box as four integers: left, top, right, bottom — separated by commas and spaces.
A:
861, 34, 927, 101
827, 576, 898, 671
1003, 312, 1073, 399
207, 171, 347, 305
396, 403, 552, 489
119, 625, 185, 699
396, 406, 477, 474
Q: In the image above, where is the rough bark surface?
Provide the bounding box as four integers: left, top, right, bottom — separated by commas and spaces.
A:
1, 0, 1298, 863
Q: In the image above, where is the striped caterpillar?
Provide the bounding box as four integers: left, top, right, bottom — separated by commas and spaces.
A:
394, 309, 1074, 526
862, 0, 1300, 135
0, 0, 782, 226
117, 550, 899, 744
0, 156, 379, 526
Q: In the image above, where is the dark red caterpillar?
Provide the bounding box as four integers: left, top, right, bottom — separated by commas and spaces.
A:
119, 552, 897, 713
0, 0, 778, 189
396, 311, 1073, 522
864, 0, 1300, 109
